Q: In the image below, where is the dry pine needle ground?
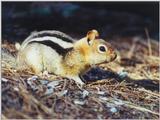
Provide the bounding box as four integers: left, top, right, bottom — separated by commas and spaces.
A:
1, 37, 160, 119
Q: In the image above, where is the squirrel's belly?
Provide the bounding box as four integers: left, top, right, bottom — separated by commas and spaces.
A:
41, 44, 64, 74
18, 43, 63, 74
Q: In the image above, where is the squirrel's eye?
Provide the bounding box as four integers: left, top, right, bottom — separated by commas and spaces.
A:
98, 45, 107, 53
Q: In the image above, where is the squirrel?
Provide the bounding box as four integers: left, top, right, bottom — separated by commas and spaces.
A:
2, 29, 117, 85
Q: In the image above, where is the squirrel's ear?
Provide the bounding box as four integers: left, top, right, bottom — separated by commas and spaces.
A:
86, 29, 99, 45
87, 30, 99, 41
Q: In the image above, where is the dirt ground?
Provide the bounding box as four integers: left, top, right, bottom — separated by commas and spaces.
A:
1, 37, 160, 119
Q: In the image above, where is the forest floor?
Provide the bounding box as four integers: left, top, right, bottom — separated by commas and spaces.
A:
1, 37, 160, 119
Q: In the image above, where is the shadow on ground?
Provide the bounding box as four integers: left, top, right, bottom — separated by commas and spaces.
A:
83, 67, 159, 91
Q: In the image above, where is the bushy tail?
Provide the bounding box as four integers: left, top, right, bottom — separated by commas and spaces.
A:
15, 42, 21, 50
2, 48, 17, 69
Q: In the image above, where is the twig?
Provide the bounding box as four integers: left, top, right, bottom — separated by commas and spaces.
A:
127, 37, 139, 58
62, 79, 67, 91
107, 97, 159, 116
141, 69, 151, 79
112, 79, 126, 90
145, 28, 152, 56
18, 86, 53, 115
124, 101, 159, 116
137, 88, 160, 97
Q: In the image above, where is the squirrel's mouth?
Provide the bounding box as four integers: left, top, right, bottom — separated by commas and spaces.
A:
95, 54, 117, 66
95, 61, 109, 65
111, 53, 117, 61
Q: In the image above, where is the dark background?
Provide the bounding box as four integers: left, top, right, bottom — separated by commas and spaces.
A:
2, 2, 159, 43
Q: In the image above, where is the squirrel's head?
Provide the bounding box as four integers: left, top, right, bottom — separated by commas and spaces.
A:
75, 29, 117, 65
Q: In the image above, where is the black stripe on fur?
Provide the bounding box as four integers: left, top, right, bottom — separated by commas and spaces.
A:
30, 40, 73, 56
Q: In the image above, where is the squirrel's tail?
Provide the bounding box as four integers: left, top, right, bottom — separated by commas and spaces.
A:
2, 48, 17, 69
15, 42, 21, 50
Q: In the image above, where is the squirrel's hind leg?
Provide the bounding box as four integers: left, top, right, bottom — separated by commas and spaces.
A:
22, 50, 44, 74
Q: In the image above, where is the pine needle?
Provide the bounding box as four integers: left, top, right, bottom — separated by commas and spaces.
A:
145, 28, 152, 56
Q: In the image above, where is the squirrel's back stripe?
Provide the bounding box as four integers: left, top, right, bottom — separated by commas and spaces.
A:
21, 30, 74, 50
35, 31, 73, 43
26, 30, 73, 43
21, 36, 73, 49
30, 40, 73, 56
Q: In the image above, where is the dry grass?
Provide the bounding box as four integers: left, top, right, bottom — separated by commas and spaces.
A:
1, 37, 159, 119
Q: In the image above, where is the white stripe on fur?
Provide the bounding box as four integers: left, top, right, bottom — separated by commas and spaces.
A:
21, 36, 73, 50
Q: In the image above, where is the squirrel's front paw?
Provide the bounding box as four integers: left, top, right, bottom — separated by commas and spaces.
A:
69, 76, 85, 87
39, 70, 50, 78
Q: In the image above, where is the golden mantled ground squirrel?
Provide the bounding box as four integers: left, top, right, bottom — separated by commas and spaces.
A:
4, 30, 117, 85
